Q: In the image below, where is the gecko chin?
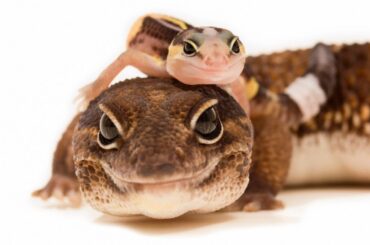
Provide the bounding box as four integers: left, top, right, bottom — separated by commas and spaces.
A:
76, 151, 250, 219
73, 78, 253, 219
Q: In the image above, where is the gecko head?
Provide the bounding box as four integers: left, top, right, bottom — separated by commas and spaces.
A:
166, 27, 247, 86
73, 78, 253, 219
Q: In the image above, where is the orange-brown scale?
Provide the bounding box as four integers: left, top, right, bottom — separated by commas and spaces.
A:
245, 43, 370, 137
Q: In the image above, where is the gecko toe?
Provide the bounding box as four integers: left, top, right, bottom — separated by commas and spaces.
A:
242, 193, 284, 212
32, 174, 81, 208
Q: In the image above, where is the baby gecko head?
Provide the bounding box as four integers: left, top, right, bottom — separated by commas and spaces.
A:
73, 77, 253, 219
166, 27, 246, 86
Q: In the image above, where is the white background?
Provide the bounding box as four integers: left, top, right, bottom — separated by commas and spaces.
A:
1, 0, 370, 244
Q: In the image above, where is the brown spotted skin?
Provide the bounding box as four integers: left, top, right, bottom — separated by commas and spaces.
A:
245, 43, 370, 137
224, 113, 292, 212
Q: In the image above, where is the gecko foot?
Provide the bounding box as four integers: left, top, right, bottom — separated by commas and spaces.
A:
32, 174, 82, 208
241, 193, 284, 212
222, 192, 284, 212
75, 80, 105, 111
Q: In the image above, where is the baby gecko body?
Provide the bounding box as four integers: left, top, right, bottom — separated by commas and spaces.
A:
78, 14, 336, 122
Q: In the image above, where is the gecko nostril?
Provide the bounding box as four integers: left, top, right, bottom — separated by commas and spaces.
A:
138, 165, 153, 177
204, 55, 229, 67
204, 56, 213, 66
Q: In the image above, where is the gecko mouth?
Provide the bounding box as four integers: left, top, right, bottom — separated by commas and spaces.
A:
100, 158, 220, 191
76, 151, 250, 218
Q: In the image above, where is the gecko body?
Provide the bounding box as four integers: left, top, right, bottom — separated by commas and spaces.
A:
33, 15, 370, 219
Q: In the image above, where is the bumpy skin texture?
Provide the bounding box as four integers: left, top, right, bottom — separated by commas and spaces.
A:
246, 43, 370, 136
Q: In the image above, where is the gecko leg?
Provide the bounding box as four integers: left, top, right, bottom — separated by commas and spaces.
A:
223, 113, 292, 212
33, 116, 82, 207
229, 77, 251, 114
77, 49, 169, 110
220, 77, 251, 115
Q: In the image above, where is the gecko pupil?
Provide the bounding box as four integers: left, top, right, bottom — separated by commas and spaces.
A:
99, 114, 119, 145
195, 107, 221, 140
231, 40, 240, 54
183, 41, 197, 56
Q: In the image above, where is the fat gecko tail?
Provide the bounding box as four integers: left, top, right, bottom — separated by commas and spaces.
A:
245, 43, 370, 136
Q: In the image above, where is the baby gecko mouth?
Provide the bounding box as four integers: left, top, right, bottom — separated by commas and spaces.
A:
191, 58, 245, 73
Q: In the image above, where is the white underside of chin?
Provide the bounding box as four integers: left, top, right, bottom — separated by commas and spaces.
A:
286, 132, 370, 186
129, 190, 204, 219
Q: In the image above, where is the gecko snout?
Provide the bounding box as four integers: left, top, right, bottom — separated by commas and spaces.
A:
129, 148, 188, 183
138, 162, 176, 178
203, 53, 229, 68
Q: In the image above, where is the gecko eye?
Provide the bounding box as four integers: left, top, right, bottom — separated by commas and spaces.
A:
190, 99, 224, 144
183, 40, 198, 56
97, 113, 119, 150
230, 37, 240, 54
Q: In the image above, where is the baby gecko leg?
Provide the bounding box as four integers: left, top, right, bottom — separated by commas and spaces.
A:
77, 14, 186, 110
222, 77, 251, 114
77, 49, 169, 110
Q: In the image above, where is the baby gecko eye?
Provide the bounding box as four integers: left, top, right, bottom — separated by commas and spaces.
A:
183, 40, 198, 57
97, 113, 119, 150
230, 37, 240, 54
